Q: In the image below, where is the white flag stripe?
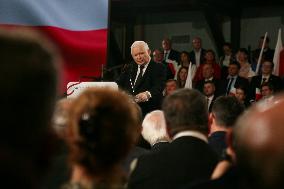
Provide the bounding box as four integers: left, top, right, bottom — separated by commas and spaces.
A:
184, 62, 193, 88
256, 32, 268, 74
273, 29, 283, 76
0, 0, 108, 31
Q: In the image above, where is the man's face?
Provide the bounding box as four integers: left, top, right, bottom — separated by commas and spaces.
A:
235, 88, 246, 101
165, 81, 177, 95
203, 83, 215, 96
228, 64, 239, 76
236, 51, 247, 62
261, 61, 273, 75
223, 45, 231, 55
162, 39, 171, 51
261, 86, 273, 97
202, 64, 214, 79
132, 46, 151, 65
192, 38, 201, 50
153, 50, 163, 63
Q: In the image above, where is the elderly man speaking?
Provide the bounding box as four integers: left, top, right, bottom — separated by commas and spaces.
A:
117, 41, 166, 116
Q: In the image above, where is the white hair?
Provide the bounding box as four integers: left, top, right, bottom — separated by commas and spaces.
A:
141, 110, 170, 146
130, 41, 150, 55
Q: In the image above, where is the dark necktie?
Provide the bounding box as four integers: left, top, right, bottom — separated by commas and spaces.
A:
226, 77, 234, 95
135, 65, 145, 87
262, 77, 267, 84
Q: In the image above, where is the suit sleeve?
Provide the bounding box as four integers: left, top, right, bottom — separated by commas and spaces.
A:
148, 63, 167, 99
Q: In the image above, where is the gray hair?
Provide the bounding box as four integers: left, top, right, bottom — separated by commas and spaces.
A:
142, 110, 170, 146
130, 41, 150, 55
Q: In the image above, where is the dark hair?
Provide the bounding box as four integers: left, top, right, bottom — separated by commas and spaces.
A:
229, 61, 241, 69
176, 66, 188, 88
261, 82, 275, 92
67, 88, 140, 181
0, 28, 59, 188
212, 96, 245, 128
238, 48, 249, 56
205, 49, 216, 60
223, 42, 232, 49
263, 60, 274, 69
162, 88, 208, 135
260, 36, 270, 43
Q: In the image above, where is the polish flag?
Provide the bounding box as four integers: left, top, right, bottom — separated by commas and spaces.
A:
229, 87, 236, 96
0, 0, 109, 95
273, 29, 283, 76
255, 88, 262, 101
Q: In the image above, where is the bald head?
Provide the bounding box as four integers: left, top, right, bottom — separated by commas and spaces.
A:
234, 95, 284, 188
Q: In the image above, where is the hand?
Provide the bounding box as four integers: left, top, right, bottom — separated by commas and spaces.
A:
135, 92, 149, 103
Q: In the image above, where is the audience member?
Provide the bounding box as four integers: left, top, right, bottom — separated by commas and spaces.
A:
253, 36, 274, 64
219, 42, 235, 79
128, 89, 218, 189
141, 110, 170, 149
236, 48, 255, 79
189, 37, 206, 67
194, 63, 222, 96
176, 66, 188, 88
62, 88, 141, 189
164, 79, 178, 96
203, 81, 217, 112
208, 96, 245, 159
235, 85, 250, 108
248, 60, 282, 102
223, 61, 249, 96
194, 49, 221, 82
153, 49, 175, 79
0, 28, 59, 189
162, 37, 180, 64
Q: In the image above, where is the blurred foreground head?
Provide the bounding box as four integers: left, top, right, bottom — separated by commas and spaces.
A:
234, 93, 284, 189
0, 28, 60, 188
66, 88, 141, 183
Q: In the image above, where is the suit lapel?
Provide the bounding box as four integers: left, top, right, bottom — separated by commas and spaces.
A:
134, 61, 152, 90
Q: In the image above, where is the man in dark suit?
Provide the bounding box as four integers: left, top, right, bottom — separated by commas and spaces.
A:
128, 89, 218, 189
248, 60, 282, 102
189, 36, 206, 67
195, 63, 223, 96
203, 80, 217, 112
162, 38, 180, 64
117, 41, 167, 116
222, 61, 249, 95
208, 96, 245, 160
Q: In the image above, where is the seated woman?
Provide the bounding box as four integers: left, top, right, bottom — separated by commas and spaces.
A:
176, 66, 188, 88
61, 88, 141, 189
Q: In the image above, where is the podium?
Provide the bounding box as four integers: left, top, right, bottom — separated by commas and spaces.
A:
67, 82, 118, 98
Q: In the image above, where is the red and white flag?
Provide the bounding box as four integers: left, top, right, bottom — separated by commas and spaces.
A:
0, 0, 109, 94
273, 28, 283, 76
255, 88, 262, 101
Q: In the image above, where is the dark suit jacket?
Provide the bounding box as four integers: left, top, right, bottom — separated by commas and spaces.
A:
248, 74, 282, 101
221, 76, 249, 95
127, 136, 218, 189
166, 49, 180, 63
208, 131, 227, 160
117, 61, 167, 116
189, 48, 207, 65
195, 78, 223, 96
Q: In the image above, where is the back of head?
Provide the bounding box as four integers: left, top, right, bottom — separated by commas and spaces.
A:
162, 88, 208, 136
234, 94, 284, 189
67, 88, 141, 181
142, 110, 170, 146
212, 96, 245, 128
0, 28, 59, 187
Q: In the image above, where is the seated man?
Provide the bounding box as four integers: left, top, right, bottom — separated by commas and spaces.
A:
141, 110, 170, 150
128, 89, 218, 189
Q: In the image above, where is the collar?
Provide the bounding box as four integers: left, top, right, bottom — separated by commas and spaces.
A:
227, 75, 237, 79
207, 95, 214, 100
205, 77, 213, 81
173, 130, 208, 143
